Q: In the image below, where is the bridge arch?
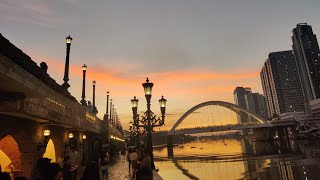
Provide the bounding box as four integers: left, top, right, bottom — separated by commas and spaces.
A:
168, 101, 269, 135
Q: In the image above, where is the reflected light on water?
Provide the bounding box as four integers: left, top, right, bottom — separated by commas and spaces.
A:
154, 138, 320, 180
154, 139, 246, 180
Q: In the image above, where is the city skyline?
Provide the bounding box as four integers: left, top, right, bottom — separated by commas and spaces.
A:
1, 0, 320, 130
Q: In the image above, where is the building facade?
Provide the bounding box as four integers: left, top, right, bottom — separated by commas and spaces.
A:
234, 87, 267, 123
292, 23, 320, 114
234, 87, 252, 123
260, 50, 305, 118
245, 93, 267, 118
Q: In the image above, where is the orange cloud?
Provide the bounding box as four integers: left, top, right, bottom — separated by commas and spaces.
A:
28, 53, 262, 130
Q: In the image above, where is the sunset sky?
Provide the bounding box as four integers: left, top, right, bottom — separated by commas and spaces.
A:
1, 0, 320, 130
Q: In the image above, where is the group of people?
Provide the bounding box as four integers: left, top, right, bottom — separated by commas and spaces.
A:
126, 147, 153, 180
1, 146, 159, 180
0, 165, 27, 180
32, 148, 109, 180
31, 157, 102, 180
0, 147, 107, 180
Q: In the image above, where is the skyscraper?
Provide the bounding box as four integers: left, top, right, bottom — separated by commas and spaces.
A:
245, 93, 267, 118
260, 50, 305, 118
234, 87, 267, 122
234, 87, 252, 123
292, 23, 320, 114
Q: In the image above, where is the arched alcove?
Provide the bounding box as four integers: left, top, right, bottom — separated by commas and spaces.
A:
43, 139, 56, 162
0, 149, 12, 172
0, 135, 22, 171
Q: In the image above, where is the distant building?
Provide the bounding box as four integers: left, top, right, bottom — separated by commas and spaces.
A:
292, 23, 320, 115
234, 87, 252, 123
245, 93, 267, 118
233, 87, 267, 123
260, 50, 305, 118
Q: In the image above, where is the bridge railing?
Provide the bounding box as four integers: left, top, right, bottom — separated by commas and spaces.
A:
0, 97, 106, 133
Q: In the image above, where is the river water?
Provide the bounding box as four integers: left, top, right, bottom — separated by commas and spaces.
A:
153, 138, 320, 180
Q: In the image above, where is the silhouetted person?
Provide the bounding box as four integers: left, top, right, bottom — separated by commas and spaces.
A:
136, 167, 153, 180
126, 148, 132, 171
32, 157, 51, 180
130, 148, 139, 178
62, 156, 73, 180
69, 148, 81, 180
81, 161, 100, 180
40, 62, 48, 73
0, 172, 11, 180
140, 149, 151, 169
44, 163, 61, 180
87, 101, 93, 112
99, 151, 109, 179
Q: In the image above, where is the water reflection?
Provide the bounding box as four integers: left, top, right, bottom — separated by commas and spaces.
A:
154, 138, 320, 180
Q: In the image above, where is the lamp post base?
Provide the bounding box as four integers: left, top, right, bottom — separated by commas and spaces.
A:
80, 99, 87, 106
62, 82, 70, 89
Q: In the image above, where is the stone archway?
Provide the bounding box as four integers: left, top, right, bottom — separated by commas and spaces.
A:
43, 139, 56, 163
0, 135, 22, 171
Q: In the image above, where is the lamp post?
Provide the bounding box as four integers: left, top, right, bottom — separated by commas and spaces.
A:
80, 64, 87, 106
106, 92, 109, 119
112, 105, 115, 125
62, 35, 72, 89
92, 80, 98, 114
109, 99, 113, 124
128, 121, 137, 145
131, 78, 167, 169
128, 119, 142, 146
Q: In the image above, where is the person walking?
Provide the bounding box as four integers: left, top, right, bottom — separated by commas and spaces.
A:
129, 148, 139, 179
126, 148, 132, 172
99, 151, 109, 180
62, 156, 73, 180
81, 161, 100, 180
69, 148, 81, 180
140, 150, 151, 169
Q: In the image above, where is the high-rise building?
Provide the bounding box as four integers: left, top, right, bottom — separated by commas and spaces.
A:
234, 87, 252, 123
292, 23, 320, 114
260, 50, 305, 118
234, 87, 267, 122
245, 93, 267, 118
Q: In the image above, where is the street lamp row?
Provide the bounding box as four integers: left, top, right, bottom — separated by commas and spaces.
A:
79, 63, 98, 114
61, 35, 120, 122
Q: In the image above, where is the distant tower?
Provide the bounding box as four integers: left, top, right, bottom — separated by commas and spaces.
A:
233, 87, 252, 123
292, 23, 320, 114
245, 93, 267, 118
260, 50, 305, 118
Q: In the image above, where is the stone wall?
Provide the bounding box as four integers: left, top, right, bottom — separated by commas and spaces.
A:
0, 114, 102, 178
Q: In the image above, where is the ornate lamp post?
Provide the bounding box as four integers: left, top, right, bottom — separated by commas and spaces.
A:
106, 92, 109, 119
80, 64, 87, 106
128, 121, 138, 145
131, 78, 167, 169
92, 80, 98, 114
109, 99, 113, 124
131, 96, 139, 126
62, 35, 72, 89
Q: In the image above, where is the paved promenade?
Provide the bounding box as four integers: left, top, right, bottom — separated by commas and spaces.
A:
108, 156, 163, 180
108, 156, 131, 180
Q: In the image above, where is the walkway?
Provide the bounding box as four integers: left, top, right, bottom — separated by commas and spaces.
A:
108, 156, 131, 180
108, 156, 163, 180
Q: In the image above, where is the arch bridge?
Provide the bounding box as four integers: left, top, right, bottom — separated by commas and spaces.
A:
167, 101, 272, 136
